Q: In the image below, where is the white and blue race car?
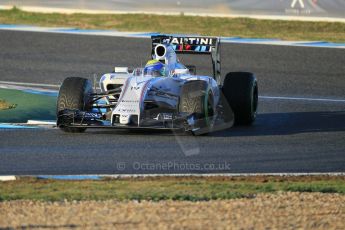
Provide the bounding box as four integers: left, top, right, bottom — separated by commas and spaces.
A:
56, 35, 258, 135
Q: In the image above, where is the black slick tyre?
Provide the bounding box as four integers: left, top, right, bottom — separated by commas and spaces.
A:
222, 72, 258, 125
56, 77, 93, 133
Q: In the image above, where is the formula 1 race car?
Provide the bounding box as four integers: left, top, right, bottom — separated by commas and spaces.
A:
56, 35, 258, 135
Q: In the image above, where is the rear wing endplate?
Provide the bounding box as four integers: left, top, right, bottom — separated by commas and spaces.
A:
151, 35, 221, 85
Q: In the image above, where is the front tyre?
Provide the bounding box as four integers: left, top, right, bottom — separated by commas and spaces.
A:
222, 72, 258, 125
56, 77, 93, 133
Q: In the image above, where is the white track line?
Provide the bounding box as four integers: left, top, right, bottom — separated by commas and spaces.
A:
260, 96, 345, 103
1, 81, 344, 103
27, 120, 56, 125
0, 176, 16, 181
0, 81, 59, 88
96, 173, 345, 177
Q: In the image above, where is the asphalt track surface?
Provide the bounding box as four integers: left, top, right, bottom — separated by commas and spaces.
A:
0, 30, 344, 175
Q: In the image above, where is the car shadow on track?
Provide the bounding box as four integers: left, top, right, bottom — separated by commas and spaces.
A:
86, 128, 182, 136
211, 111, 345, 137
85, 111, 345, 137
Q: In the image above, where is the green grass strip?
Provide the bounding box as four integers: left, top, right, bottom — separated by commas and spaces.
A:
0, 7, 345, 42
0, 88, 56, 122
0, 176, 344, 202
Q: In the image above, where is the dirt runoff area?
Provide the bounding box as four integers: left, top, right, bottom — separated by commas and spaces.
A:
1, 192, 344, 230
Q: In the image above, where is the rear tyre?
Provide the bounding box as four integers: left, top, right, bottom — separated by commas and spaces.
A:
179, 80, 214, 129
57, 77, 93, 133
222, 72, 258, 125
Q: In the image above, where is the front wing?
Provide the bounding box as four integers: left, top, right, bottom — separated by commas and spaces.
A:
57, 109, 233, 135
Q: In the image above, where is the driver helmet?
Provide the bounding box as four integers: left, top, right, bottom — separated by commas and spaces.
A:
143, 60, 165, 77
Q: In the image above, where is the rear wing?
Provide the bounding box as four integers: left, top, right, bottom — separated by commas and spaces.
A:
151, 35, 221, 85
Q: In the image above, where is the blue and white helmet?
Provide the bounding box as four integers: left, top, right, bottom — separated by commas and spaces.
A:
143, 60, 165, 77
